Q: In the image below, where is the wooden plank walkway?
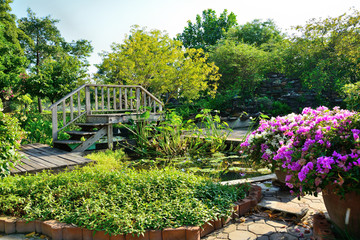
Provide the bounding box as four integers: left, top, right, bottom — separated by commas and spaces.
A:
182, 129, 249, 143
11, 143, 92, 175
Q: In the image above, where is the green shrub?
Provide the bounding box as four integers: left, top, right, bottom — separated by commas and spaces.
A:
209, 40, 268, 100
342, 81, 360, 111
0, 99, 26, 177
0, 167, 249, 236
269, 101, 292, 116
16, 112, 81, 145
121, 109, 230, 158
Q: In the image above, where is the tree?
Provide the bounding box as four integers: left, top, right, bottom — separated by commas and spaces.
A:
281, 9, 360, 104
177, 9, 237, 50
209, 40, 268, 99
0, 0, 28, 98
18, 9, 93, 109
96, 26, 220, 102
226, 19, 284, 49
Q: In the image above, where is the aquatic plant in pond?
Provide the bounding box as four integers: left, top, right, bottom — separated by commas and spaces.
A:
119, 109, 231, 158
86, 150, 271, 181
240, 106, 360, 197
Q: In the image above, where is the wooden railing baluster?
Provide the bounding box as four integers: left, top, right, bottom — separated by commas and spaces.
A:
101, 87, 104, 111
52, 105, 58, 140
119, 88, 122, 110
95, 86, 98, 111
107, 87, 110, 110
70, 95, 74, 120
136, 87, 141, 112
113, 88, 116, 110
130, 88, 133, 110
62, 100, 66, 126
77, 91, 81, 116
124, 88, 128, 110
85, 86, 91, 114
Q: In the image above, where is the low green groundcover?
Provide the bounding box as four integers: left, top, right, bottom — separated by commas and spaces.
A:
0, 167, 249, 236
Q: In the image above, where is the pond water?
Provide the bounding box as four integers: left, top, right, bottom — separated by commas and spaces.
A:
120, 152, 271, 181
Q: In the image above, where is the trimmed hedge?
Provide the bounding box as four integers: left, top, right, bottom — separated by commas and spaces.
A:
0, 167, 249, 235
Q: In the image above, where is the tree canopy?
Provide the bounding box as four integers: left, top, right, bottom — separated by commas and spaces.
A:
225, 19, 284, 48
281, 8, 360, 102
0, 0, 28, 98
177, 9, 237, 50
18, 9, 93, 104
209, 40, 268, 98
96, 26, 220, 102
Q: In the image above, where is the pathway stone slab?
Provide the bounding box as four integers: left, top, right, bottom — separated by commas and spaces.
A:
0, 234, 44, 240
265, 220, 288, 228
236, 224, 248, 231
248, 223, 276, 235
221, 174, 276, 186
287, 225, 312, 238
215, 232, 228, 239
258, 199, 308, 218
229, 230, 257, 240
269, 233, 297, 240
222, 224, 237, 233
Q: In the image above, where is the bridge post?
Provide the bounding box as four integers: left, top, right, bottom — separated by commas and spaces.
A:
52, 105, 58, 140
136, 87, 141, 112
107, 124, 113, 150
85, 86, 91, 114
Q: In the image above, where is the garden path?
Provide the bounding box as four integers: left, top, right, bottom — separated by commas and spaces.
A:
202, 180, 327, 240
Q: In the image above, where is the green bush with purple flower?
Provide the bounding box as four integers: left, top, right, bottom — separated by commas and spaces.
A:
240, 106, 360, 198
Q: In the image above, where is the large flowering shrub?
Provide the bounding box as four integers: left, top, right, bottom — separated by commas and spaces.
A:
240, 106, 360, 197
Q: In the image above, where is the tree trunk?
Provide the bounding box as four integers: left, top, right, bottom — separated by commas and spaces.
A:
38, 97, 42, 113
36, 38, 42, 113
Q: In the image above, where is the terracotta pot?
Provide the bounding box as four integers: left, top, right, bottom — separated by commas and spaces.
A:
322, 185, 360, 238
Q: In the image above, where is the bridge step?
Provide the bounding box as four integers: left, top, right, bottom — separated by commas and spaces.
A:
65, 131, 97, 140
75, 123, 109, 131
53, 139, 84, 152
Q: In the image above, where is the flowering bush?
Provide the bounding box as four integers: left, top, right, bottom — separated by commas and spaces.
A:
240, 106, 360, 197
0, 87, 14, 101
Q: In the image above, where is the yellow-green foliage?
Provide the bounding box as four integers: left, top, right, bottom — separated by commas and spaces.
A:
342, 81, 360, 110
96, 26, 220, 102
85, 149, 127, 171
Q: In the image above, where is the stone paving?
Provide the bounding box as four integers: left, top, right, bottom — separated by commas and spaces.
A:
202, 181, 327, 240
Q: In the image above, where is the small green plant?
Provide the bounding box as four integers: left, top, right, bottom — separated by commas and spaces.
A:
268, 101, 292, 116
0, 166, 249, 236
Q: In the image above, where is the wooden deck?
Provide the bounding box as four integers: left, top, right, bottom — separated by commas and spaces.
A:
11, 143, 92, 174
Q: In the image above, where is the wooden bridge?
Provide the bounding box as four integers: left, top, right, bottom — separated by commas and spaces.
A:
49, 84, 163, 152
12, 143, 92, 174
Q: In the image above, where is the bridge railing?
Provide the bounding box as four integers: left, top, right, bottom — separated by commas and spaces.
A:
49, 84, 163, 140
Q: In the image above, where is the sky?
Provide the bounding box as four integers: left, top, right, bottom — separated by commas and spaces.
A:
10, 0, 360, 76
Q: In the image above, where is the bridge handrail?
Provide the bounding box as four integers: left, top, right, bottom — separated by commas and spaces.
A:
50, 84, 163, 140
